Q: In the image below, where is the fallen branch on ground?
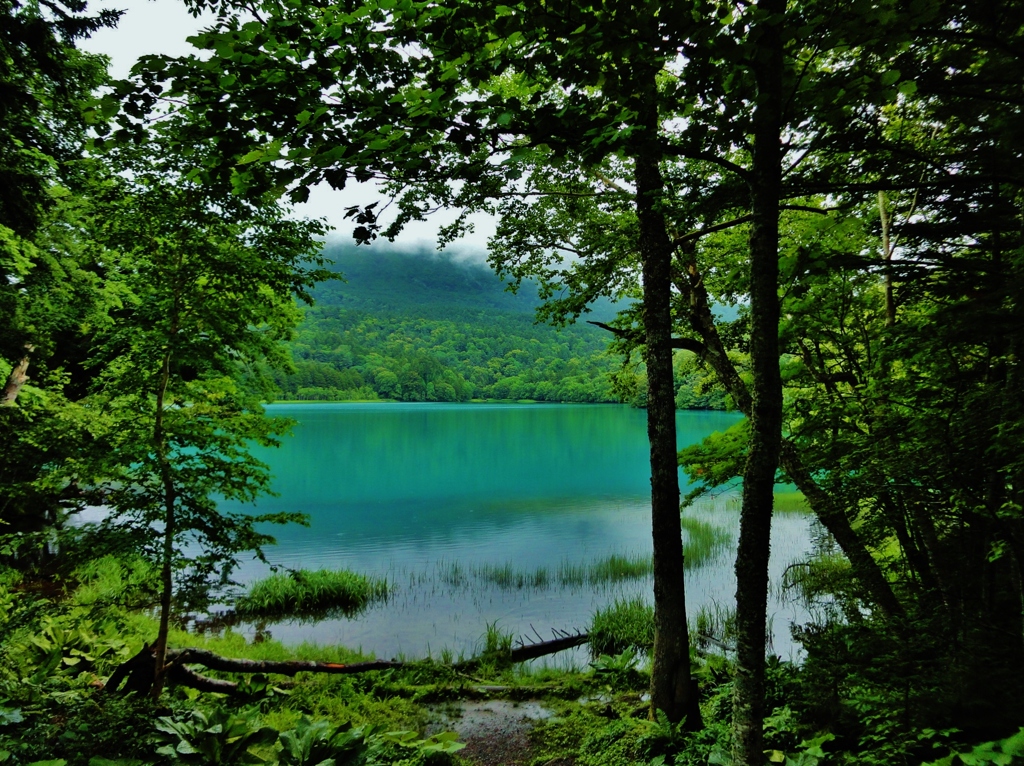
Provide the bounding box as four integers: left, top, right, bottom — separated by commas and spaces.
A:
105, 631, 590, 696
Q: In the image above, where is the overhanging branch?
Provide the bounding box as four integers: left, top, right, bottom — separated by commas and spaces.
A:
588, 321, 706, 354
671, 214, 755, 248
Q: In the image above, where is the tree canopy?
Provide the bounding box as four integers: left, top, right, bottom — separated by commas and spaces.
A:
1, 0, 1023, 762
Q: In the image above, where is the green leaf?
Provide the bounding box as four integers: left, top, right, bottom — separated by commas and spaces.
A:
237, 148, 267, 165
880, 69, 901, 85
0, 709, 23, 726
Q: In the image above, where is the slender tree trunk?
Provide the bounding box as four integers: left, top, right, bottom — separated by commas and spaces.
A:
1, 345, 34, 407
878, 191, 896, 326
150, 350, 175, 701
732, 0, 784, 760
635, 96, 700, 729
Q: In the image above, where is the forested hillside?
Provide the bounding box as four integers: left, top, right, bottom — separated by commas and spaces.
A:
275, 244, 728, 407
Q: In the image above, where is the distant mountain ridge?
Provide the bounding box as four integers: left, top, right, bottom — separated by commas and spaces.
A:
312, 242, 624, 323
277, 243, 623, 403
278, 243, 725, 409
312, 243, 545, 316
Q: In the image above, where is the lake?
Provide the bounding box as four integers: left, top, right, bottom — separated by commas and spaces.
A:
221, 402, 814, 661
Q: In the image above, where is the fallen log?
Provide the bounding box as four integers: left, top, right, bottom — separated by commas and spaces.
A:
106, 631, 590, 696
461, 632, 588, 666
166, 648, 404, 676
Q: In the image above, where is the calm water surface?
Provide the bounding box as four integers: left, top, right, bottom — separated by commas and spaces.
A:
223, 403, 813, 660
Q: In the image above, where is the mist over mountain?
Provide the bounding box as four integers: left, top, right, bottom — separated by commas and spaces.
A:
313, 243, 620, 322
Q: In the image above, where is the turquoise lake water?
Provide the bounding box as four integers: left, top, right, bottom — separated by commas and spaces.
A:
220, 403, 814, 660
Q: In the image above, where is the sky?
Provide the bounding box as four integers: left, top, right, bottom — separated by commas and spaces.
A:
79, 0, 495, 257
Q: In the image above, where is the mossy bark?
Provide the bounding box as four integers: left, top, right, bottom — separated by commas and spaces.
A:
732, 1, 784, 761
635, 86, 701, 728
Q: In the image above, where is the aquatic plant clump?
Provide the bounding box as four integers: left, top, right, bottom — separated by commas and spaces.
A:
235, 569, 390, 618
589, 596, 655, 656
680, 516, 731, 568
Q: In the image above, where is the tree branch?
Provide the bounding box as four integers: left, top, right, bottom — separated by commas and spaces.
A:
588, 321, 705, 354
780, 204, 837, 215
166, 648, 403, 677
108, 632, 590, 696
671, 215, 755, 248
663, 148, 752, 182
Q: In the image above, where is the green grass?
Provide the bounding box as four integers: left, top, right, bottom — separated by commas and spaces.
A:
773, 490, 812, 514
681, 515, 731, 568
558, 553, 653, 586
475, 562, 552, 589
589, 596, 655, 656
436, 542, 728, 596
435, 559, 470, 587
693, 602, 737, 650
234, 568, 390, 619
454, 553, 658, 594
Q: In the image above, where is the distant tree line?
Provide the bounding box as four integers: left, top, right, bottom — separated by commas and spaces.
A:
272, 304, 731, 407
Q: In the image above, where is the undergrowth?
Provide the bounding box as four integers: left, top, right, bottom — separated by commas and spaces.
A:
3, 555, 1022, 766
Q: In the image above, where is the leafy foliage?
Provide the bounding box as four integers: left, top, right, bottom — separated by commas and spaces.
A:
155, 707, 279, 764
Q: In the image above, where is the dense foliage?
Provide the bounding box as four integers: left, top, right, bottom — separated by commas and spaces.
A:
273, 246, 730, 406
3, 0, 1024, 763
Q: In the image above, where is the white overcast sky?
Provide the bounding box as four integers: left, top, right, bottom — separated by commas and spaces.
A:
79, 0, 494, 256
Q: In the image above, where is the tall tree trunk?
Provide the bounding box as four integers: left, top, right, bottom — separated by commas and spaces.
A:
878, 191, 896, 326
636, 101, 700, 729
732, 0, 784, 761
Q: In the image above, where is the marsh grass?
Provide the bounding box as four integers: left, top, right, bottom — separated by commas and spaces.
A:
557, 553, 652, 586
435, 559, 470, 588
782, 553, 853, 606
681, 515, 731, 567
428, 531, 728, 597
693, 601, 737, 650
475, 562, 552, 589
589, 597, 655, 656
235, 568, 390, 619
774, 490, 812, 514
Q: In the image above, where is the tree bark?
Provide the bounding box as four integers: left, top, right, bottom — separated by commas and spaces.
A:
878, 191, 896, 326
636, 119, 701, 726
732, 1, 784, 761
1, 345, 34, 407
107, 633, 590, 696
